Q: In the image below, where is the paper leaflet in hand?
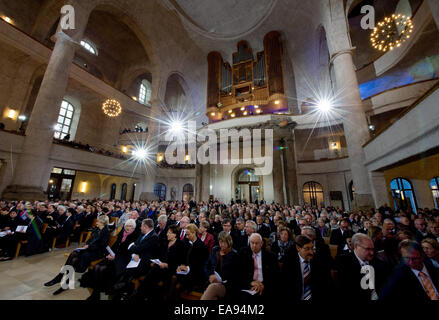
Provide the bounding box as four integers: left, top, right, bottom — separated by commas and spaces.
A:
106, 246, 115, 257
176, 266, 190, 275
214, 271, 227, 284
126, 254, 141, 268
150, 259, 162, 265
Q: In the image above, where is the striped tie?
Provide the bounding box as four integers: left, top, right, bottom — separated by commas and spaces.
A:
419, 271, 439, 300
303, 262, 311, 300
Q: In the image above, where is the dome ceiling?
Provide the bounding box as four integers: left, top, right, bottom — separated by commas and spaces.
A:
170, 0, 276, 39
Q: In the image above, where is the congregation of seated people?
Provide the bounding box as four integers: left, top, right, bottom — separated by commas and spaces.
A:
1, 198, 439, 302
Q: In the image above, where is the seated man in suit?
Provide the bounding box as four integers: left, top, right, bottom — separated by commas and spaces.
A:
255, 215, 271, 239
281, 235, 334, 301
231, 218, 245, 250
238, 233, 279, 303
414, 218, 429, 243
301, 226, 333, 269
238, 220, 258, 250
330, 218, 353, 250
381, 240, 439, 301
155, 214, 168, 249
336, 233, 377, 301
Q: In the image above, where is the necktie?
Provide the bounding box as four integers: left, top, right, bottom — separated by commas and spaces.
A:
180, 230, 185, 240
303, 262, 312, 300
253, 254, 258, 281
419, 271, 439, 300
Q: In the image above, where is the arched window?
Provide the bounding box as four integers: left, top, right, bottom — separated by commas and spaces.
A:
390, 178, 417, 213
120, 183, 127, 201
238, 169, 259, 182
110, 183, 117, 200
430, 177, 439, 209
154, 183, 166, 200
182, 184, 194, 201
54, 100, 74, 139
303, 182, 324, 207
139, 79, 152, 105
80, 40, 97, 55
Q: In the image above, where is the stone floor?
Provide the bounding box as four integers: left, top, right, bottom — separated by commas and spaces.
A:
0, 247, 92, 300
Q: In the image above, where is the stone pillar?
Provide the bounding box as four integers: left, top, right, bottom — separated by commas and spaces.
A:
282, 136, 299, 206
368, 171, 389, 208
324, 0, 374, 209
2, 2, 92, 201
272, 140, 285, 205
195, 164, 202, 202
139, 97, 162, 201
428, 0, 439, 29
200, 164, 211, 201
4, 58, 40, 131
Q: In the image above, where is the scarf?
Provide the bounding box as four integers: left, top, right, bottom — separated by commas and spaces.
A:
122, 229, 134, 243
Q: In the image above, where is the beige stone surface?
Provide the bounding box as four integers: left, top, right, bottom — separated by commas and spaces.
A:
0, 248, 89, 300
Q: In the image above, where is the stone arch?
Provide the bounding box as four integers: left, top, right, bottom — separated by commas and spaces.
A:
231, 165, 264, 203
163, 72, 196, 115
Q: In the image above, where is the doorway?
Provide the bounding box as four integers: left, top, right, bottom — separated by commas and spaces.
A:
235, 169, 260, 203
47, 167, 77, 200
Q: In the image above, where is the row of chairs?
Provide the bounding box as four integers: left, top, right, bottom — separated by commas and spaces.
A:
14, 216, 121, 258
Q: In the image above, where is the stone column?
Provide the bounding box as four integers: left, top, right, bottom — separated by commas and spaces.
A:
368, 171, 389, 208
200, 164, 211, 201
5, 58, 40, 131
139, 97, 163, 201
282, 135, 299, 206
428, 0, 439, 29
2, 2, 92, 201
272, 140, 285, 205
195, 164, 202, 202
324, 0, 374, 209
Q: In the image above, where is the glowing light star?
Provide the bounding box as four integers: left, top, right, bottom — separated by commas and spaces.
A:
132, 147, 149, 161
169, 120, 184, 134
316, 99, 332, 113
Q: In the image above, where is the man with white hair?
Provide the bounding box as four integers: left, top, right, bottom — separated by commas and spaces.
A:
155, 214, 168, 247
178, 216, 190, 242
239, 233, 279, 302
336, 233, 377, 301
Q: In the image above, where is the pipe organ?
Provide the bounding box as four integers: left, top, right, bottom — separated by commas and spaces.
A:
207, 31, 287, 122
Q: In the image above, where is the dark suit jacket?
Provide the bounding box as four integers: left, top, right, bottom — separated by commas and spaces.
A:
330, 228, 353, 246
86, 226, 110, 258
281, 247, 334, 301
335, 252, 375, 301
238, 247, 279, 300
186, 238, 209, 286
205, 246, 240, 293
379, 260, 439, 301
128, 230, 159, 263
256, 224, 271, 239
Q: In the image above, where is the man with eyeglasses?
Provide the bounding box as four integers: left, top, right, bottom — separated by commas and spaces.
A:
384, 240, 439, 301
336, 233, 378, 301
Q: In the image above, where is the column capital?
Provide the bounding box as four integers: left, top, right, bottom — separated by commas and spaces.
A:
330, 47, 356, 65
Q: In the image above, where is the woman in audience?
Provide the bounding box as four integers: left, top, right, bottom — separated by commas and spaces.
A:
270, 227, 294, 263
201, 231, 239, 300
131, 224, 187, 301
199, 221, 215, 253
44, 215, 110, 295
170, 224, 208, 299
82, 219, 139, 300
317, 218, 330, 237
421, 238, 439, 268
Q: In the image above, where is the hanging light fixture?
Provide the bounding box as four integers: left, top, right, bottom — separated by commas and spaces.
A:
102, 99, 122, 117
370, 14, 414, 52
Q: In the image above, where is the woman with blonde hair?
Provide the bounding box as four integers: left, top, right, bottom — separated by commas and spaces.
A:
44, 215, 110, 295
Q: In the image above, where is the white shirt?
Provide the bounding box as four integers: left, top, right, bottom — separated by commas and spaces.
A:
253, 251, 263, 282
298, 253, 310, 299
354, 251, 369, 267
411, 265, 439, 298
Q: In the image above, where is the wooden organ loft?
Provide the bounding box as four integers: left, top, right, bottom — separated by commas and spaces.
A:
206, 31, 287, 122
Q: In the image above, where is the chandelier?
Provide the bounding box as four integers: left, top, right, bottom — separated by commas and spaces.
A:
370, 14, 414, 52
102, 99, 122, 117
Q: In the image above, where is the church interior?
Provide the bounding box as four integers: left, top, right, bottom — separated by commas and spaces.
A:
0, 0, 439, 303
